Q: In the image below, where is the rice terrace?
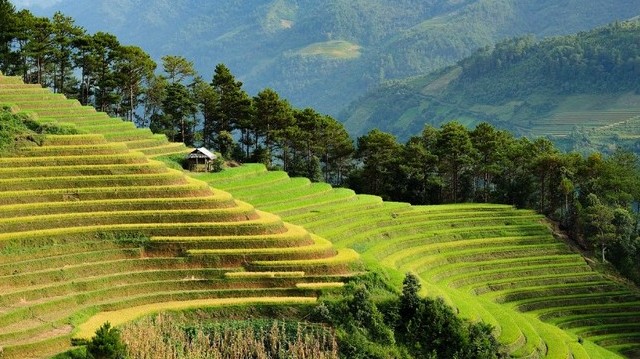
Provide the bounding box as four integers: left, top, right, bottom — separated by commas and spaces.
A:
0, 72, 638, 358
2, 1, 640, 358
0, 75, 357, 358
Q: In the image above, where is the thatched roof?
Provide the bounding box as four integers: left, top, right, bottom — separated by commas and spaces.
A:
187, 147, 216, 160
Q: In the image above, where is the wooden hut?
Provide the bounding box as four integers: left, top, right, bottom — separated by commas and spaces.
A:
187, 147, 217, 172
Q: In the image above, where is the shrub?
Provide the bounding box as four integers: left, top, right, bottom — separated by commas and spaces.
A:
0, 110, 30, 152
86, 322, 127, 359
23, 117, 82, 135
209, 155, 224, 172
316, 273, 503, 359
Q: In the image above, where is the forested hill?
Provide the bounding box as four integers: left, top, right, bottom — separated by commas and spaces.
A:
20, 0, 640, 116
342, 20, 640, 154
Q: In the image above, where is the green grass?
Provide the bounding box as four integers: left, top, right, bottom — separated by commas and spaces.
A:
243, 182, 333, 206
200, 165, 638, 358
195, 163, 267, 183
3, 89, 187, 156
0, 161, 169, 178
41, 134, 107, 145
204, 169, 292, 192
0, 171, 188, 191
0, 181, 215, 206
188, 235, 336, 264
0, 152, 148, 166
296, 40, 362, 59
0, 196, 238, 217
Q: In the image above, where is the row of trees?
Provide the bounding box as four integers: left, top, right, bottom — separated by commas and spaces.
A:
456, 21, 640, 104
349, 122, 640, 281
146, 57, 354, 184
0, 2, 156, 120
0, 2, 354, 183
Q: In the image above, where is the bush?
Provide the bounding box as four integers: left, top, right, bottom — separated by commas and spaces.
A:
316, 273, 503, 359
209, 155, 224, 172
23, 117, 82, 135
120, 314, 338, 359
86, 322, 127, 359
49, 347, 88, 359
0, 111, 30, 152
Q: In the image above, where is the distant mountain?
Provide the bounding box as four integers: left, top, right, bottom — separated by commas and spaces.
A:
18, 0, 640, 116
341, 20, 640, 154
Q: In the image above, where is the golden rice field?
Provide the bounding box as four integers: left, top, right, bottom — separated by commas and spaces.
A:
0, 75, 357, 358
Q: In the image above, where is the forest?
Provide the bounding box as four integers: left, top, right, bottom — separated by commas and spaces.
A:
0, 1, 353, 183
342, 20, 640, 151
452, 21, 640, 104
26, 0, 640, 117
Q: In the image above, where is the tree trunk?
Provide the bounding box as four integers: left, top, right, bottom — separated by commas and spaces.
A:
181, 117, 185, 144
129, 86, 135, 122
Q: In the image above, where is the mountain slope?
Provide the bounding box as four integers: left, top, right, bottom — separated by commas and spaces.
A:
21, 0, 640, 116
0, 74, 357, 358
202, 164, 640, 358
342, 20, 640, 153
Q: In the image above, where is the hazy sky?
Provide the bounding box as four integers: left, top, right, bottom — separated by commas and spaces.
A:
11, 0, 63, 10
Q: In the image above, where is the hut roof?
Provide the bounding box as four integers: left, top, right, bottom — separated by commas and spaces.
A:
187, 147, 216, 160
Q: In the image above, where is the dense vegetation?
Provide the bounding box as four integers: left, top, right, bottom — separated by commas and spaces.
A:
0, 108, 30, 151
348, 122, 640, 283
0, 0, 156, 120
320, 274, 501, 359
3, 74, 640, 357
0, 105, 79, 152
3, 0, 640, 285
70, 273, 501, 359
120, 316, 338, 359
17, 0, 640, 115
342, 20, 640, 153
454, 22, 640, 102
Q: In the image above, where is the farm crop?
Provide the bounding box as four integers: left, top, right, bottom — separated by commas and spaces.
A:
0, 75, 356, 358
205, 164, 640, 358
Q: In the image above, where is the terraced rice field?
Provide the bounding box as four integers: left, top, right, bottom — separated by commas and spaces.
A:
0, 80, 186, 158
0, 76, 357, 358
528, 111, 640, 138
200, 164, 640, 359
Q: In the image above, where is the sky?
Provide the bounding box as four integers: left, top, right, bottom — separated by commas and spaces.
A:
11, 0, 64, 10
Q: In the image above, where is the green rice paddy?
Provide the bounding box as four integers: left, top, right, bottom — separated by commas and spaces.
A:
0, 75, 357, 358
203, 164, 640, 359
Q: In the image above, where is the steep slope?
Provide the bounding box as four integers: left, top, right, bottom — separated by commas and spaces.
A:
0, 75, 358, 358
342, 20, 640, 154
21, 0, 640, 115
200, 164, 640, 359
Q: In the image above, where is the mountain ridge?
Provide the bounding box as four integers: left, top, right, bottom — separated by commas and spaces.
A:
17, 0, 640, 116
342, 19, 640, 154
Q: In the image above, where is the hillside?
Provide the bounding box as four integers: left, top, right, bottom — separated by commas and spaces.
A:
201, 164, 640, 359
20, 0, 640, 116
342, 20, 640, 153
2, 73, 640, 358
0, 74, 357, 358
